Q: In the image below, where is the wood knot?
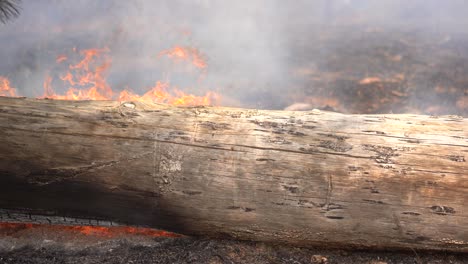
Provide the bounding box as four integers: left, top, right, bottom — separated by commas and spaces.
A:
430, 205, 455, 215
121, 102, 136, 109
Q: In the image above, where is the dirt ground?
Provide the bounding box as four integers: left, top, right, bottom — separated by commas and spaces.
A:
0, 227, 467, 264
0, 220, 466, 264
246, 25, 467, 117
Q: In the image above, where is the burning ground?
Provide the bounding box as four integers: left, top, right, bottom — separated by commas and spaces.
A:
1, 26, 466, 115
0, 46, 218, 106
0, 1, 466, 115
0, 221, 467, 264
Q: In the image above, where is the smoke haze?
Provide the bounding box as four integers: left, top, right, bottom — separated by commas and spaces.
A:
1, 0, 467, 113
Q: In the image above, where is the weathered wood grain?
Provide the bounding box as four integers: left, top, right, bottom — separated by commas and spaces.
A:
0, 96, 466, 251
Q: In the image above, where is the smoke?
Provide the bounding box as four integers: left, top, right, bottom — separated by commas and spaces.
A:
0, 0, 467, 112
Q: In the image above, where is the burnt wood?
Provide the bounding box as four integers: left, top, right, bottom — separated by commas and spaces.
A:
0, 96, 466, 251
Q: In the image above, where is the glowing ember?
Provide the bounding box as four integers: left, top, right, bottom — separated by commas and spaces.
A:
0, 76, 17, 97
159, 46, 208, 69
0, 222, 181, 238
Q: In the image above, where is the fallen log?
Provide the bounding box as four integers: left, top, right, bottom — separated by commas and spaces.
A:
0, 96, 466, 252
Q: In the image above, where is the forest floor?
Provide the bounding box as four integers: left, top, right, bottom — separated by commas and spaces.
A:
0, 222, 467, 264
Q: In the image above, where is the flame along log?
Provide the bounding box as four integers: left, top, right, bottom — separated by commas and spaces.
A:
0, 96, 466, 252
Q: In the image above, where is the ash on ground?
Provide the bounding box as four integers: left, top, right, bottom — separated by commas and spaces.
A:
0, 228, 467, 264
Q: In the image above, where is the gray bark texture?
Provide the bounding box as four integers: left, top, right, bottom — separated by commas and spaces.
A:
0, 97, 466, 252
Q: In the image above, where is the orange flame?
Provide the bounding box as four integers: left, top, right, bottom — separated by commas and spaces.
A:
119, 81, 218, 106
2, 46, 218, 106
159, 46, 207, 69
0, 76, 17, 97
44, 47, 215, 105
45, 48, 114, 100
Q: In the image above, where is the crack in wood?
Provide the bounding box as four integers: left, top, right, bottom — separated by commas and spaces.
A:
323, 175, 333, 211
28, 152, 154, 186
392, 212, 404, 236
1, 127, 247, 152
152, 131, 162, 193
2, 126, 376, 159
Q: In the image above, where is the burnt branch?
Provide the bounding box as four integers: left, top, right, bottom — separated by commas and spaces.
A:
0, 0, 21, 24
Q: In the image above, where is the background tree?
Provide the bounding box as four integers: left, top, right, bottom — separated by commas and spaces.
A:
0, 0, 20, 24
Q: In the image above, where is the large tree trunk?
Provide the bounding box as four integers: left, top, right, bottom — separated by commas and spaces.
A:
0, 96, 466, 252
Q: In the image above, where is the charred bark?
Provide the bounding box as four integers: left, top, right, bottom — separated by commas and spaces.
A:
0, 97, 466, 252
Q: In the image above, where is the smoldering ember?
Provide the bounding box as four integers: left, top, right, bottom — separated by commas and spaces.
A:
0, 1, 467, 264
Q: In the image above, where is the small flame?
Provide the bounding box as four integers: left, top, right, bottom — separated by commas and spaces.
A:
159, 46, 207, 69
119, 81, 218, 106
2, 46, 218, 106
44, 48, 112, 100
45, 48, 114, 100
0, 76, 17, 97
